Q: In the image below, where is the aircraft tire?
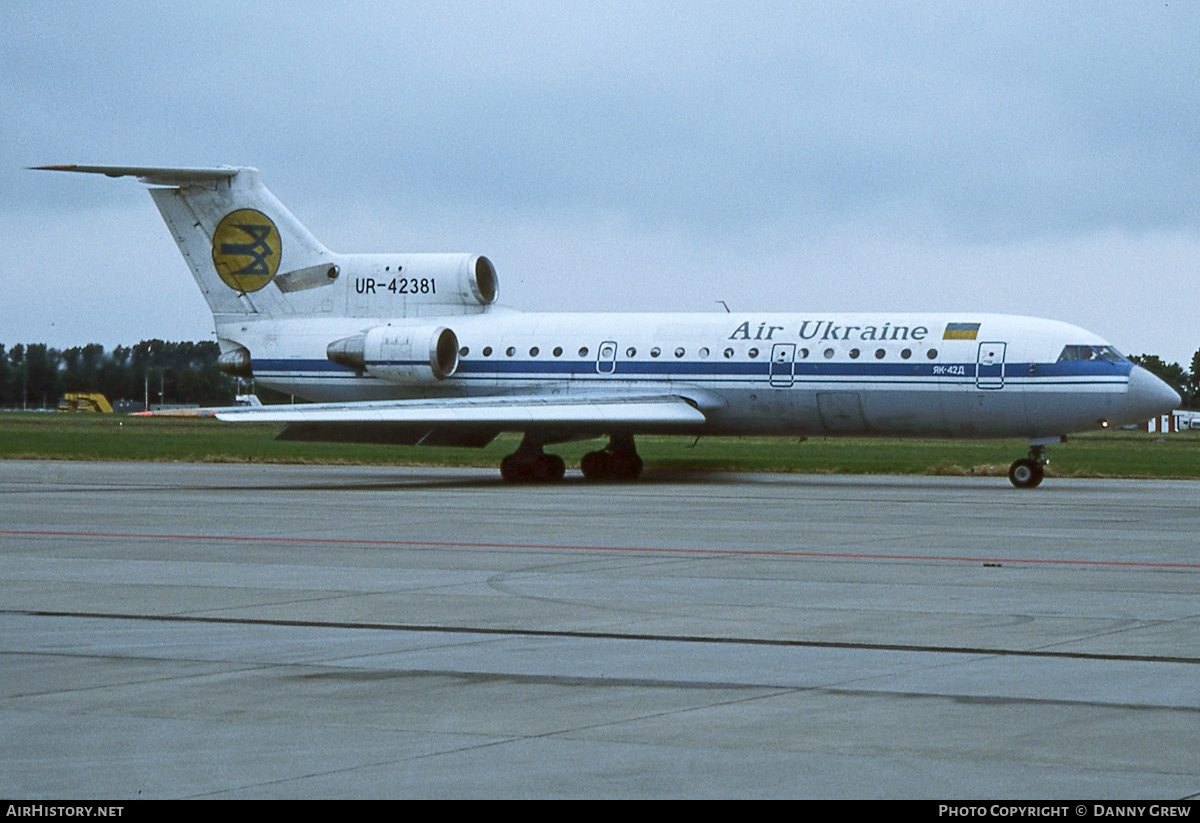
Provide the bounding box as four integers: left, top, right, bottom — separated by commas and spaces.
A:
500, 454, 523, 483
615, 454, 644, 480
581, 450, 642, 481
1008, 458, 1044, 489
541, 453, 566, 482
501, 452, 565, 483
580, 450, 610, 480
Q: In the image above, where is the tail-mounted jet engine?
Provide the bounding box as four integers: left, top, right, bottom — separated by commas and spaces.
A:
455, 254, 498, 307
327, 325, 460, 383
353, 254, 497, 309
216, 344, 253, 378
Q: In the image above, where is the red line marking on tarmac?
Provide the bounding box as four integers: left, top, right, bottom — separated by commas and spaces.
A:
2, 528, 1198, 570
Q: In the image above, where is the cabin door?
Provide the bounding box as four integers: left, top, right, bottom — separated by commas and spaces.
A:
975, 342, 1007, 389
769, 343, 796, 387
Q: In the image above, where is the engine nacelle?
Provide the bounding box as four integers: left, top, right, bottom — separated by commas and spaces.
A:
216, 344, 253, 378
327, 325, 459, 383
367, 253, 497, 307
458, 254, 498, 306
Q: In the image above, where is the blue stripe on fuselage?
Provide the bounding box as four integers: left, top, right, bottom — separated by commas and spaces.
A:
253, 357, 1133, 381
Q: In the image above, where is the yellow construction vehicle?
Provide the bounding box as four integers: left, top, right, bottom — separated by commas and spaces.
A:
57, 393, 114, 413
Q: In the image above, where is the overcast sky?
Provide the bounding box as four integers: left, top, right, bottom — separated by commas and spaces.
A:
2, 1, 1197, 364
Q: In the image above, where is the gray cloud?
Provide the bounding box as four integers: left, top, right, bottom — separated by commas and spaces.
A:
2, 1, 1196, 363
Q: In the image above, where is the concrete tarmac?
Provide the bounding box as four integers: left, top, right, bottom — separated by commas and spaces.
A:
1, 460, 1198, 798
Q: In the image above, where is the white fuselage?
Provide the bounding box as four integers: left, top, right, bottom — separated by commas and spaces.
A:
233, 310, 1173, 440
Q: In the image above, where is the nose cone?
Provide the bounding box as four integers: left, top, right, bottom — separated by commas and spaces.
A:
1118, 366, 1181, 425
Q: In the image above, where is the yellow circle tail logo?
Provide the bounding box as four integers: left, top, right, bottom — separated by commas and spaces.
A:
211, 209, 282, 292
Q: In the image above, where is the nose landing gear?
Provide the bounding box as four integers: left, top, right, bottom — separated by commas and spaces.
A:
1009, 440, 1055, 489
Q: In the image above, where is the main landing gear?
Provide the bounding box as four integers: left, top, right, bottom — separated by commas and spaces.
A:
579, 433, 644, 481
499, 435, 565, 483
1008, 441, 1052, 489
498, 433, 644, 483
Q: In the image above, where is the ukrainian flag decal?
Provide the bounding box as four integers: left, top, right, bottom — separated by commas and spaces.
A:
211, 209, 282, 292
943, 322, 981, 340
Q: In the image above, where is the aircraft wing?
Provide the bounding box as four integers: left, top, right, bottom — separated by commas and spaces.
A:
138, 393, 709, 448
215, 394, 706, 425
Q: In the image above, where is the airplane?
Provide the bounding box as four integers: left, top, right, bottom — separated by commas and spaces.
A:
36, 164, 1180, 488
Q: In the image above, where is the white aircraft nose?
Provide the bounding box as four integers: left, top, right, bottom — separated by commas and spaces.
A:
1121, 365, 1181, 425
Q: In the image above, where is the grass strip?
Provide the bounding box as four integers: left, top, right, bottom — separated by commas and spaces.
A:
2, 412, 1197, 479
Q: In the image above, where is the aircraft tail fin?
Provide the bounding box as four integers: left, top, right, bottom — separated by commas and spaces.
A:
33, 165, 333, 318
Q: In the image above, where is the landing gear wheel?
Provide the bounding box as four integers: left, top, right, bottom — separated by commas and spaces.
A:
500, 445, 565, 483
1008, 458, 1044, 489
500, 453, 521, 483
540, 452, 566, 482
581, 434, 643, 481
580, 450, 610, 480
613, 453, 643, 480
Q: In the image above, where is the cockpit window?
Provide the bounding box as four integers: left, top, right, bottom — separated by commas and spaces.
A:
1057, 345, 1127, 363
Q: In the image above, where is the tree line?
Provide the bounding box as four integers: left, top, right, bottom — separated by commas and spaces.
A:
1, 340, 1197, 411
1129, 351, 1199, 409
0, 341, 238, 410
